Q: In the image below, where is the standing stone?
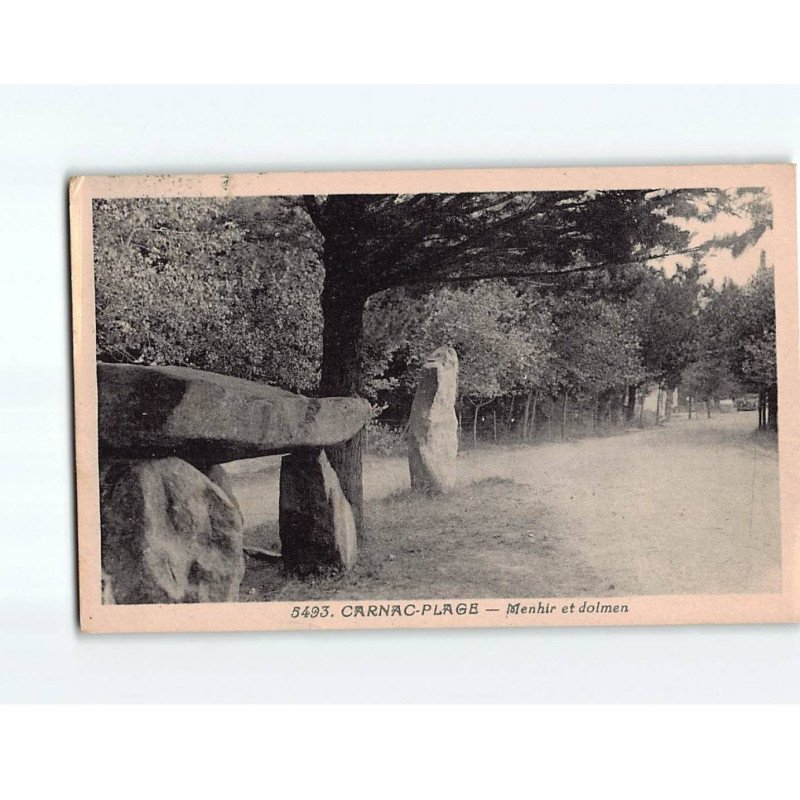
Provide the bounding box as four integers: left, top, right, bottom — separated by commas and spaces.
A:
408, 346, 459, 493
100, 457, 245, 604
279, 449, 356, 574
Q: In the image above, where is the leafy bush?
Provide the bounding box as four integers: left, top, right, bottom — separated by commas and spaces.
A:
364, 421, 406, 457
93, 196, 323, 393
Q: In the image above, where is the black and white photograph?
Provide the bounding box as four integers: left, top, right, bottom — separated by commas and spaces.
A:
6, 17, 800, 787
70, 165, 799, 632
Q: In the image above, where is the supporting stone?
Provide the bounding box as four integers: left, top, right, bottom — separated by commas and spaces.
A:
206, 463, 243, 518
100, 457, 245, 604
408, 346, 459, 494
279, 449, 357, 574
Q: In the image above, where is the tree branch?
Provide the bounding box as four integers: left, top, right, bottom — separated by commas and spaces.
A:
376, 195, 558, 286
379, 243, 712, 292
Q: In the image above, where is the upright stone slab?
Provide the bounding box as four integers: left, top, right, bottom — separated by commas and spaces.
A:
408, 346, 459, 494
100, 457, 245, 604
279, 449, 357, 574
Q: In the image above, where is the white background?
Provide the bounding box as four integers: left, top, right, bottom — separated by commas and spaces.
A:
2, 85, 800, 703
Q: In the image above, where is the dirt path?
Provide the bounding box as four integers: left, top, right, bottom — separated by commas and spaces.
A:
235, 411, 781, 600
492, 412, 781, 595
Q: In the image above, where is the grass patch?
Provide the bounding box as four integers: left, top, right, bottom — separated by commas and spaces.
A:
239, 476, 602, 602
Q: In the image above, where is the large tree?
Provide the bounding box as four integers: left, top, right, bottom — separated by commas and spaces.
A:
302, 188, 771, 529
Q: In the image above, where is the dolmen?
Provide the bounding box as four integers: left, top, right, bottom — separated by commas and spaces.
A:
408, 346, 459, 494
97, 363, 371, 604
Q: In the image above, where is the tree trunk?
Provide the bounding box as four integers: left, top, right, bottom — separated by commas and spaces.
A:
521, 391, 532, 441
458, 406, 463, 441
705, 399, 711, 419
654, 385, 661, 426
319, 276, 367, 534
505, 394, 515, 438
492, 407, 498, 444
688, 396, 693, 420
625, 384, 637, 423
561, 393, 568, 439
530, 391, 538, 441
472, 403, 480, 446
768, 383, 778, 431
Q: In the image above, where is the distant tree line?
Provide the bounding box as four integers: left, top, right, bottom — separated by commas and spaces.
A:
362, 254, 777, 442
682, 251, 776, 429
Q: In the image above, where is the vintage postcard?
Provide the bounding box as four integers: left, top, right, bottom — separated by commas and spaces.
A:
70, 164, 799, 633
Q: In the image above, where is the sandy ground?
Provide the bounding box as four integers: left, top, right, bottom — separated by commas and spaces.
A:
231, 411, 781, 599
